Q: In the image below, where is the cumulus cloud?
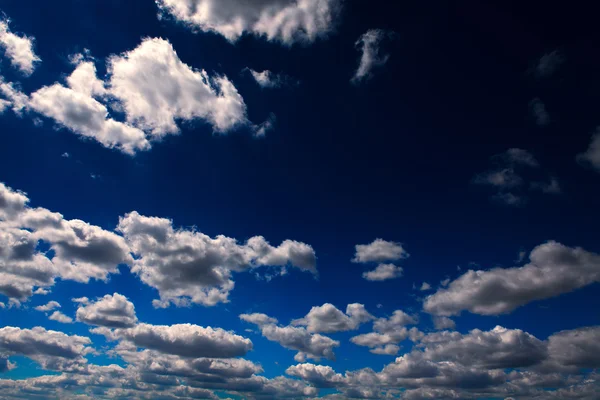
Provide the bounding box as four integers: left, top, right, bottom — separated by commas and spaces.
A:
547, 326, 600, 368
362, 263, 403, 281
107, 37, 247, 136
28, 75, 151, 155
577, 128, 600, 172
101, 323, 253, 358
351, 29, 393, 83
66, 60, 107, 98
156, 0, 341, 44
424, 241, 600, 316
353, 239, 408, 264
351, 310, 420, 355
534, 50, 564, 79
117, 211, 316, 307
0, 182, 132, 300
291, 303, 373, 333
241, 312, 339, 361
0, 326, 92, 371
432, 316, 456, 330
76, 293, 137, 328
48, 311, 73, 324
420, 282, 432, 291
286, 363, 343, 388
0, 77, 28, 115
0, 19, 40, 75
34, 300, 61, 312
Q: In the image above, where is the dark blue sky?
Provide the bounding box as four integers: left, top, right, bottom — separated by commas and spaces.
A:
0, 1, 599, 399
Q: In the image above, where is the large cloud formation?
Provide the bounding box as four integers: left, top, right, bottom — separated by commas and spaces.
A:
117, 211, 317, 307
156, 0, 341, 44
424, 241, 600, 316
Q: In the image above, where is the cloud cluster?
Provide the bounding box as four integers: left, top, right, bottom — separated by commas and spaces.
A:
424, 241, 600, 316
156, 0, 341, 44
118, 211, 317, 307
474, 148, 560, 206
240, 312, 339, 361
351, 310, 421, 355
0, 20, 40, 75
353, 239, 408, 282
291, 303, 373, 333
0, 182, 132, 300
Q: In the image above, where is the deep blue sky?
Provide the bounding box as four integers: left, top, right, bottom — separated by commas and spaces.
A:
0, 1, 599, 399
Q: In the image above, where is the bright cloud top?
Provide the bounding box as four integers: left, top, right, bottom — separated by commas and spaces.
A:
0, 19, 40, 75
156, 0, 341, 44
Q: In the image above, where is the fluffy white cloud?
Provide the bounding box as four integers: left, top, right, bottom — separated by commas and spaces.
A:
117, 211, 316, 307
286, 363, 343, 388
28, 80, 150, 155
577, 128, 600, 172
291, 303, 373, 333
156, 0, 341, 44
76, 293, 137, 328
102, 323, 253, 358
0, 20, 40, 75
0, 78, 28, 114
249, 69, 282, 88
362, 263, 403, 281
34, 300, 61, 312
353, 239, 408, 264
351, 29, 392, 83
48, 311, 73, 324
432, 316, 456, 330
107, 38, 247, 136
0, 326, 92, 371
351, 310, 420, 355
66, 60, 107, 98
241, 313, 339, 361
0, 182, 133, 299
424, 241, 600, 316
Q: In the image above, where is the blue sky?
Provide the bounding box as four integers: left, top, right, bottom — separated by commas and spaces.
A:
0, 0, 599, 399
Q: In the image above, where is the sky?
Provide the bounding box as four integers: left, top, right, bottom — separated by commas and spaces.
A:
0, 0, 599, 399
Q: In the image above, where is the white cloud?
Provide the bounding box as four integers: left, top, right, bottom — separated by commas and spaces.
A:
28, 82, 150, 155
76, 293, 137, 328
241, 312, 339, 361
424, 241, 600, 316
107, 37, 247, 136
156, 0, 341, 44
577, 128, 600, 172
0, 326, 92, 371
291, 303, 373, 333
432, 316, 456, 330
102, 323, 253, 358
48, 311, 73, 324
547, 326, 600, 368
353, 239, 408, 264
0, 77, 28, 114
249, 69, 282, 88
254, 112, 276, 137
362, 263, 403, 281
351, 29, 392, 83
66, 60, 107, 98
117, 211, 316, 307
286, 363, 343, 388
534, 50, 564, 79
420, 282, 431, 291
351, 310, 421, 355
0, 20, 40, 75
0, 182, 133, 300
34, 300, 61, 312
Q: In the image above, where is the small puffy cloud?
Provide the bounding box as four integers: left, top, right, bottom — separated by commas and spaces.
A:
370, 344, 401, 356
291, 303, 373, 333
0, 78, 28, 114
351, 29, 392, 83
48, 311, 73, 324
117, 211, 316, 307
241, 312, 339, 361
107, 37, 247, 136
362, 263, 403, 281
0, 19, 40, 75
420, 282, 431, 291
424, 241, 600, 316
531, 177, 561, 194
353, 239, 408, 264
156, 0, 341, 44
76, 293, 137, 328
577, 128, 600, 172
239, 313, 278, 326
103, 323, 253, 358
248, 69, 282, 88
351, 310, 420, 355
34, 301, 61, 312
0, 326, 92, 371
254, 112, 276, 137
